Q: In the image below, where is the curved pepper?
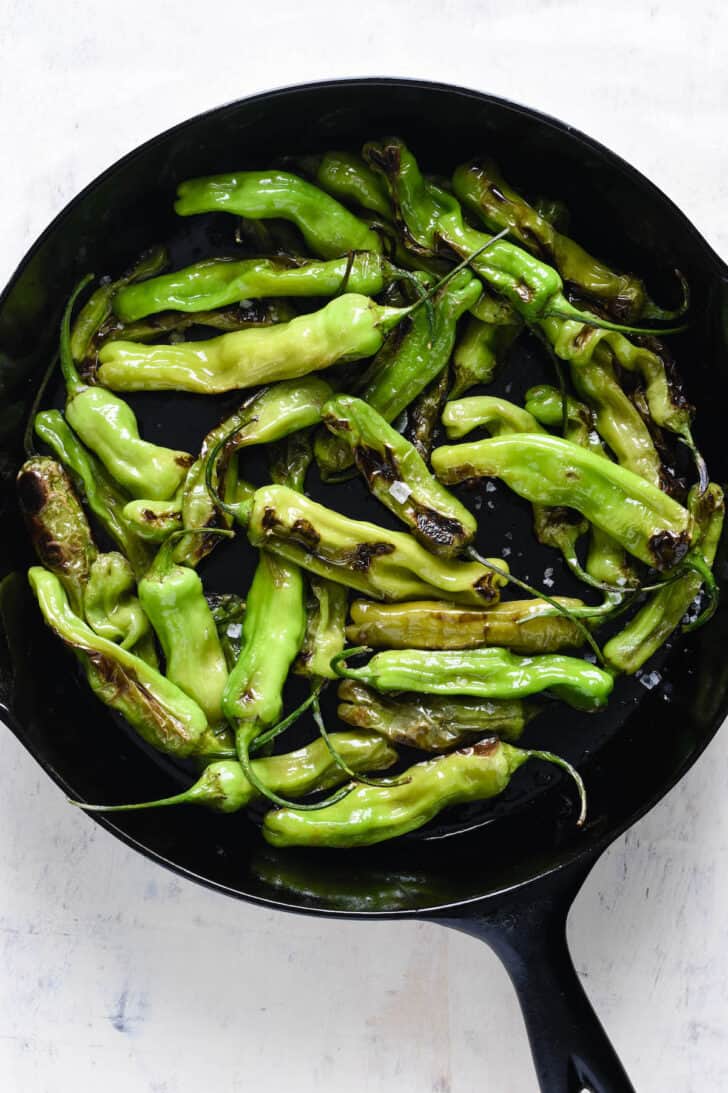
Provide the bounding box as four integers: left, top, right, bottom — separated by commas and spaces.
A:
138, 535, 230, 725
450, 315, 521, 398
403, 365, 450, 461
263, 737, 586, 848
247, 484, 509, 605
345, 597, 586, 653
113, 253, 400, 322
83, 552, 155, 659
321, 394, 477, 556
432, 433, 692, 569
295, 576, 349, 680
337, 679, 535, 749
174, 170, 382, 259
206, 593, 246, 670
334, 646, 613, 710
60, 280, 193, 500
28, 567, 227, 757
297, 151, 393, 220
97, 293, 402, 394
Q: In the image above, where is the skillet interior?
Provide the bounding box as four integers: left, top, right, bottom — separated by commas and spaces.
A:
1, 79, 727, 915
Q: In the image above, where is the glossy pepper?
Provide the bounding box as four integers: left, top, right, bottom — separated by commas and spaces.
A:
321, 394, 477, 556
80, 732, 397, 814
174, 170, 382, 258
452, 159, 678, 321
314, 270, 482, 477
33, 410, 154, 578
345, 597, 586, 654
138, 534, 230, 725
97, 293, 404, 394
295, 576, 349, 680
28, 567, 228, 758
296, 151, 393, 220
60, 279, 193, 500
403, 364, 450, 461
83, 552, 156, 665
432, 433, 692, 569
263, 736, 586, 848
247, 484, 509, 605
450, 314, 521, 399
604, 483, 724, 673
113, 253, 402, 322
337, 679, 536, 749
206, 593, 246, 670
334, 645, 613, 710
103, 299, 297, 345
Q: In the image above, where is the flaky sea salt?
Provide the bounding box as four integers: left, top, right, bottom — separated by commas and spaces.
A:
389, 480, 412, 503
485, 481, 497, 493
639, 670, 662, 690
226, 623, 242, 639
543, 567, 555, 588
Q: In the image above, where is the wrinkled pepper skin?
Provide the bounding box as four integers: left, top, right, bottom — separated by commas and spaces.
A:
222, 549, 306, 730
60, 280, 193, 501
335, 646, 613, 710
83, 552, 154, 657
97, 294, 401, 394
90, 732, 397, 814
301, 151, 393, 219
174, 170, 382, 258
605, 484, 725, 674
138, 539, 229, 725
247, 484, 508, 605
33, 410, 154, 578
321, 394, 477, 556
113, 253, 397, 322
403, 365, 450, 461
17, 457, 97, 616
122, 492, 184, 542
206, 593, 246, 670
450, 315, 520, 399
432, 433, 692, 569
28, 567, 226, 757
337, 679, 535, 749
345, 597, 586, 654
295, 576, 349, 679
263, 738, 544, 848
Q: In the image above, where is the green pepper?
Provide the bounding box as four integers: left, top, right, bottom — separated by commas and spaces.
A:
138, 534, 230, 725
78, 732, 397, 814
60, 279, 193, 500
433, 433, 692, 569
605, 483, 724, 673
206, 593, 246, 670
450, 315, 521, 398
314, 270, 482, 477
103, 300, 294, 343
297, 151, 393, 220
337, 679, 536, 749
247, 484, 509, 605
113, 253, 402, 322
83, 552, 156, 664
295, 576, 349, 680
334, 645, 613, 710
263, 736, 586, 847
321, 394, 477, 556
122, 491, 184, 542
33, 410, 154, 578
28, 567, 227, 757
345, 597, 586, 653
452, 160, 677, 321
97, 293, 404, 394
174, 170, 382, 258
17, 457, 97, 616
403, 364, 450, 461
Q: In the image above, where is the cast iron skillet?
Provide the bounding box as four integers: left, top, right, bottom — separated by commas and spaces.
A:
1, 79, 727, 1092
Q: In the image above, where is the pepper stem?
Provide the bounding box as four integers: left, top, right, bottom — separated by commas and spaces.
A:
60, 274, 95, 397
147, 526, 234, 578
640, 269, 690, 323
681, 553, 719, 632
235, 725, 355, 811
545, 295, 690, 336
249, 684, 325, 753
311, 691, 409, 788
68, 791, 197, 812
526, 749, 587, 827
204, 427, 255, 525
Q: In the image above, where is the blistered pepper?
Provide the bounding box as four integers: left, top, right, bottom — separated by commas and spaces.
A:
247, 484, 509, 605
296, 151, 393, 220
403, 365, 450, 461
432, 433, 692, 569
295, 576, 349, 680
321, 394, 477, 556
83, 552, 156, 665
337, 679, 536, 749
450, 314, 521, 398
263, 736, 586, 848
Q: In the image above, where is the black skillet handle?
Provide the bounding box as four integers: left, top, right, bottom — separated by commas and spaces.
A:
435, 856, 636, 1093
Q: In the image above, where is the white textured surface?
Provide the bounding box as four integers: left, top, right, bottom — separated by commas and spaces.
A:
2, 3, 728, 1090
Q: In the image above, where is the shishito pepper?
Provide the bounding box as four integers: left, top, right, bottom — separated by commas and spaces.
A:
60, 279, 193, 500
247, 484, 509, 605
452, 159, 680, 321
450, 314, 521, 398
432, 433, 693, 569
174, 169, 383, 259
334, 645, 613, 710
320, 394, 477, 556
295, 576, 349, 680
77, 732, 397, 814
28, 567, 228, 758
403, 364, 450, 461
138, 532, 230, 724
345, 597, 586, 654
605, 483, 724, 673
83, 552, 156, 665
337, 679, 536, 749
263, 736, 586, 848
113, 253, 403, 322
97, 293, 403, 395
33, 410, 154, 578
296, 151, 393, 220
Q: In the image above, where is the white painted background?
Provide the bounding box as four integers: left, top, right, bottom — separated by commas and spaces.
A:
2, 2, 727, 1089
